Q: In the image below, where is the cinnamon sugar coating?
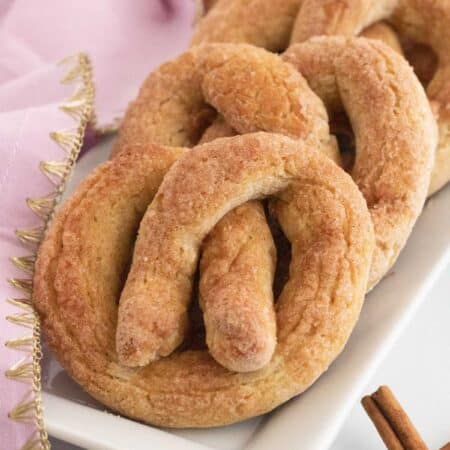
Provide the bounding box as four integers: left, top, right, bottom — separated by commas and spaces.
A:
34, 133, 374, 427
283, 37, 436, 288
193, 0, 448, 195
112, 43, 338, 371
192, 0, 303, 51
33, 27, 438, 428
292, 0, 450, 195
113, 43, 336, 158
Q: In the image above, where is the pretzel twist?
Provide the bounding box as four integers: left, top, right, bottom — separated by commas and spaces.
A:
194, 0, 448, 195
186, 39, 436, 288
293, 0, 450, 194
33, 37, 434, 428
34, 133, 374, 427
112, 43, 338, 371
283, 37, 436, 287
34, 42, 375, 427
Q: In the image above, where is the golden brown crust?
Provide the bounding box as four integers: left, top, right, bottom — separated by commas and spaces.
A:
113, 43, 336, 157
193, 0, 396, 50
191, 0, 303, 51
292, 0, 450, 194
290, 0, 398, 43
359, 20, 439, 94
199, 201, 277, 372
192, 0, 450, 194
283, 37, 436, 287
112, 43, 339, 369
34, 133, 374, 427
199, 117, 276, 373
392, 0, 450, 195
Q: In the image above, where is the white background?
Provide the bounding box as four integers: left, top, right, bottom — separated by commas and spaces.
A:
331, 265, 450, 450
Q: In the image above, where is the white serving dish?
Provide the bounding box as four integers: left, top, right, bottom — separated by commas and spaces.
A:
42, 136, 450, 450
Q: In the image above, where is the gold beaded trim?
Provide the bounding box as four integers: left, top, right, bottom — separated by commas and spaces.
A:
5, 53, 95, 450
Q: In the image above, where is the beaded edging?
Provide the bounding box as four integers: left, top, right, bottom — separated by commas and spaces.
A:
5, 53, 95, 450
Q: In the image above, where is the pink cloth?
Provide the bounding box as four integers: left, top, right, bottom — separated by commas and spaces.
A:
0, 1, 196, 448
1, 0, 196, 127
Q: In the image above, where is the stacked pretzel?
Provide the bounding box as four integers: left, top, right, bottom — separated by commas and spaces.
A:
34, 0, 444, 428
194, 0, 450, 195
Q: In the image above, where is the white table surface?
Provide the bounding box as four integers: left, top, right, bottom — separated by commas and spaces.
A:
49, 262, 449, 450
331, 263, 450, 450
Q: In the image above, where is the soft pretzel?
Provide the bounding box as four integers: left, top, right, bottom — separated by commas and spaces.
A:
191, 0, 303, 51
197, 3, 431, 89
292, 0, 450, 195
192, 1, 400, 50
34, 133, 375, 427
188, 38, 435, 288
318, 22, 438, 188
112, 43, 338, 371
283, 37, 436, 288
113, 43, 336, 157
193, 1, 449, 195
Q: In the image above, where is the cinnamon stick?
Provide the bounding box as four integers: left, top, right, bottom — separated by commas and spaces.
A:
362, 385, 428, 450
361, 396, 404, 450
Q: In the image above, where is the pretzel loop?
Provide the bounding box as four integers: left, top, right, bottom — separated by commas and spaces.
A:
34, 133, 374, 427
113, 43, 338, 371
194, 0, 448, 195
33, 38, 433, 428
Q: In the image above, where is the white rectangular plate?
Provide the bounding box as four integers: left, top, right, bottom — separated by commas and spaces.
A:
42, 136, 450, 450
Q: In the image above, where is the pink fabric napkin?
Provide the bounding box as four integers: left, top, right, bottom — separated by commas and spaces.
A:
0, 1, 196, 448
0, 0, 197, 127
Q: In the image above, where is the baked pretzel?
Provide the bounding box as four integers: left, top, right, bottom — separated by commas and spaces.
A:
197, 2, 432, 91
292, 0, 450, 195
196, 0, 429, 82
193, 1, 402, 51
283, 37, 436, 288
34, 133, 374, 427
113, 43, 336, 158
186, 38, 435, 288
192, 0, 303, 51
194, 0, 448, 195
113, 43, 338, 371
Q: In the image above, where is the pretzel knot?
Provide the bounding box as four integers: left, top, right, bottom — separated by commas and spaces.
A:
178, 41, 436, 289
34, 131, 373, 427
195, 0, 450, 195
33, 40, 432, 427
34, 43, 368, 427
112, 43, 338, 372
201, 38, 436, 289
